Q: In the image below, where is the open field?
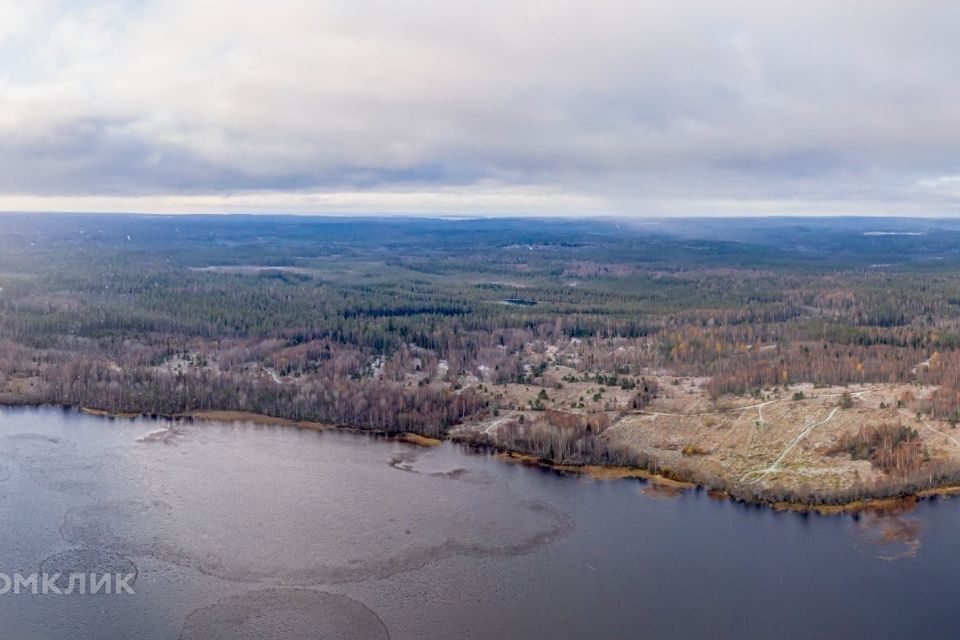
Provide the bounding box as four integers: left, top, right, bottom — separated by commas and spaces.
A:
449, 362, 960, 504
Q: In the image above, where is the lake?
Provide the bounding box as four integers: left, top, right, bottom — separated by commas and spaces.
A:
0, 406, 956, 639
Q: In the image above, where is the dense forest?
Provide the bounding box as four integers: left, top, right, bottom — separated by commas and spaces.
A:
5, 214, 960, 503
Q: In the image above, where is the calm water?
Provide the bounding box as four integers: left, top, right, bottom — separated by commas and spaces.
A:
0, 406, 958, 639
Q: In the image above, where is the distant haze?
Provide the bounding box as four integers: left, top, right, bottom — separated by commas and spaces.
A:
2, 1, 960, 216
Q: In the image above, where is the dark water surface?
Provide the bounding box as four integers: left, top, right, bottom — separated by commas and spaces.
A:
0, 406, 957, 639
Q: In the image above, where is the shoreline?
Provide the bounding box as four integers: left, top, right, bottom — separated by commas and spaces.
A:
489, 448, 960, 515
491, 450, 696, 488
5, 402, 959, 515
78, 407, 339, 432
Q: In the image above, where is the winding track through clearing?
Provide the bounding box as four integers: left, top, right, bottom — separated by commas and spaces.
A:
738, 390, 875, 482
740, 406, 840, 482
631, 389, 875, 482
622, 384, 960, 486
899, 408, 960, 448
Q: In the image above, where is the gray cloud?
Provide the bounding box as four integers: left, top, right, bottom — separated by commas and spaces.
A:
1, 0, 960, 214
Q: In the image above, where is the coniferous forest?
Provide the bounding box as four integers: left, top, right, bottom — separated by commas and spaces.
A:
5, 214, 960, 504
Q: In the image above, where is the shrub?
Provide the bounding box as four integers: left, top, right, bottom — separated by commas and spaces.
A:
681, 445, 708, 456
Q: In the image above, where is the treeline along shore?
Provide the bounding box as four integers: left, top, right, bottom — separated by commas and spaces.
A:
6, 215, 960, 510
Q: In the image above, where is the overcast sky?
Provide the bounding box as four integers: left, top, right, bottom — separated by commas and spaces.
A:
2, 1, 960, 216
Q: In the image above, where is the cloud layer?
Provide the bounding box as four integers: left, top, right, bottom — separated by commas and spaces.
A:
2, 0, 960, 215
